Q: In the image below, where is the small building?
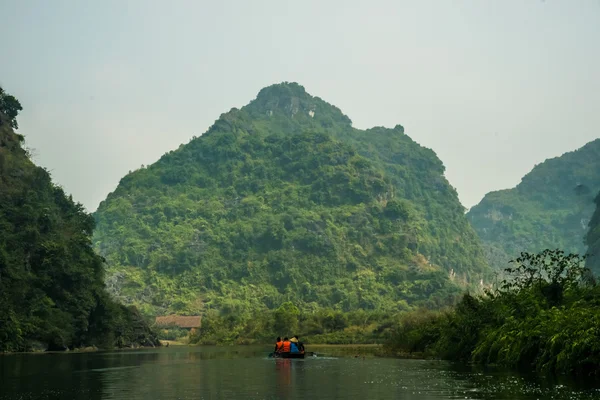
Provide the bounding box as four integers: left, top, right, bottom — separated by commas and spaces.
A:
155, 315, 202, 334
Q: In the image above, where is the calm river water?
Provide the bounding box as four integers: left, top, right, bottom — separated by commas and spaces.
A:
1, 345, 599, 400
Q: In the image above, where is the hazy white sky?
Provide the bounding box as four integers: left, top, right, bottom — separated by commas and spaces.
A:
1, 0, 599, 211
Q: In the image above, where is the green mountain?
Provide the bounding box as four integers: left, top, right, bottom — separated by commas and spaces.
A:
0, 87, 159, 351
93, 82, 489, 318
467, 139, 600, 269
586, 192, 600, 273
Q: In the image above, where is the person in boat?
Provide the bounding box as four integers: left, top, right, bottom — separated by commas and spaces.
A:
281, 337, 291, 353
289, 337, 300, 353
274, 337, 283, 354
293, 336, 305, 353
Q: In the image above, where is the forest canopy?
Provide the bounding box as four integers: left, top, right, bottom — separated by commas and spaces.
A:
0, 86, 159, 351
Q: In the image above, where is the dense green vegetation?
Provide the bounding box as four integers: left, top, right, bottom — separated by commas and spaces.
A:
188, 302, 396, 345
467, 140, 600, 270
0, 86, 22, 129
386, 249, 600, 376
0, 86, 159, 352
586, 192, 600, 273
94, 82, 489, 333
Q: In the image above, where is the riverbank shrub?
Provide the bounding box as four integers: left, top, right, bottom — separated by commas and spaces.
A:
157, 328, 188, 341
189, 307, 397, 345
386, 249, 600, 376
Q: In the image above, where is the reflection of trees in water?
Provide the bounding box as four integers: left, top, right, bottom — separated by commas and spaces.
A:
1, 352, 115, 400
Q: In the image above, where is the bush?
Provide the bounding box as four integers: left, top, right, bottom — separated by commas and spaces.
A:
386, 250, 600, 376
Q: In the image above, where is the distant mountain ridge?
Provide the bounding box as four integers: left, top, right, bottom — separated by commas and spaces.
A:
467, 139, 600, 269
93, 82, 489, 317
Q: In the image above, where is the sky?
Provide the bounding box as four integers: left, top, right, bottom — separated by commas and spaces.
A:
1, 0, 599, 211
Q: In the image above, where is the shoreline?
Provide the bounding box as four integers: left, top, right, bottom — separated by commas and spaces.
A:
1, 342, 426, 361
0, 344, 161, 356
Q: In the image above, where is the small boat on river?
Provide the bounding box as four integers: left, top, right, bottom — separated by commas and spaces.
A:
273, 352, 305, 359
270, 337, 311, 359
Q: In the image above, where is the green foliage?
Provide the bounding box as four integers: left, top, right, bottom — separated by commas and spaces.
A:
189, 304, 391, 345
467, 140, 600, 269
386, 249, 600, 376
0, 86, 23, 130
273, 302, 299, 333
93, 82, 489, 333
156, 326, 189, 341
586, 192, 600, 273
0, 97, 159, 351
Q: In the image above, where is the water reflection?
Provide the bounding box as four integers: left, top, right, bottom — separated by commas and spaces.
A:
1, 346, 600, 400
275, 359, 292, 398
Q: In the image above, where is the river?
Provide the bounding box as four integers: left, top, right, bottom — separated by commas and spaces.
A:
1, 345, 599, 399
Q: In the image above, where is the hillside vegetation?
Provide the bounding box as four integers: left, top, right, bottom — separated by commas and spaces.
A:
586, 192, 600, 273
467, 140, 600, 269
94, 83, 489, 340
0, 86, 159, 351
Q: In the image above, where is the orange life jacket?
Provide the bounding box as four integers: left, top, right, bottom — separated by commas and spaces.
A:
282, 340, 291, 352
275, 341, 283, 352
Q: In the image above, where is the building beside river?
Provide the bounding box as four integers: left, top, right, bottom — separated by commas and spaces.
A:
155, 315, 202, 334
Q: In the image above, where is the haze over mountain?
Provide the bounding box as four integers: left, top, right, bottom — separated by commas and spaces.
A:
467, 139, 600, 269
93, 83, 489, 317
2, 1, 599, 212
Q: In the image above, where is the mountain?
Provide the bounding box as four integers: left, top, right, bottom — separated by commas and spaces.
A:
0, 87, 159, 351
467, 139, 600, 269
93, 82, 489, 318
586, 192, 600, 273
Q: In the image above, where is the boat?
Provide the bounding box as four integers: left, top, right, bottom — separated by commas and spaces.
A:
270, 352, 307, 359
278, 352, 305, 359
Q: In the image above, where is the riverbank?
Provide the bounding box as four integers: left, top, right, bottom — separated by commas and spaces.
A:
1, 343, 161, 355
301, 344, 382, 357
160, 340, 188, 346
1, 346, 98, 355
386, 250, 600, 377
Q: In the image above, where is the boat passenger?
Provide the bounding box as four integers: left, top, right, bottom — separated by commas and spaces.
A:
293, 336, 305, 353
274, 337, 283, 353
290, 337, 299, 353
281, 337, 291, 353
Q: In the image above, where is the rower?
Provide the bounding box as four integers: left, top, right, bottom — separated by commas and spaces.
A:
274, 337, 283, 353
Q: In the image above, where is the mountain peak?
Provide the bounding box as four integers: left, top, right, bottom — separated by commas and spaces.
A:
245, 82, 352, 126
256, 82, 309, 101
94, 82, 489, 319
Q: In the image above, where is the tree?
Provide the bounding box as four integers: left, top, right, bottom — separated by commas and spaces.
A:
0, 88, 159, 351
0, 86, 23, 129
273, 302, 300, 334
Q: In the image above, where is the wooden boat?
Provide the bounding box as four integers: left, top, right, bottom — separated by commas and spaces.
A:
279, 352, 305, 359
270, 352, 306, 359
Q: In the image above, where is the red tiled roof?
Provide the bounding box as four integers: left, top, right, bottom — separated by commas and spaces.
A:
155, 315, 201, 328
